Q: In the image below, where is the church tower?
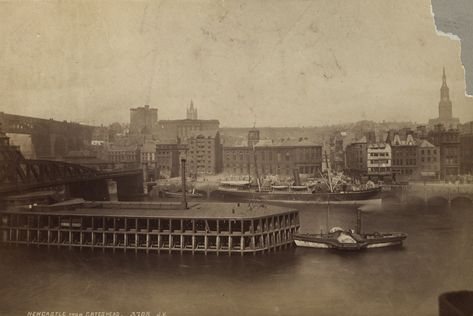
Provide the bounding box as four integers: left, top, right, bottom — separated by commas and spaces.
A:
439, 67, 453, 121
429, 67, 459, 128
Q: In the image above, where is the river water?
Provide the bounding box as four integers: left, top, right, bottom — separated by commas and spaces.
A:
0, 201, 472, 316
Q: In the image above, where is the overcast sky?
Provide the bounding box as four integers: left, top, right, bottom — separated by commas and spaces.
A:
0, 0, 471, 127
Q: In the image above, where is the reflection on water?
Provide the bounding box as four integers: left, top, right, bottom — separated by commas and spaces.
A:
0, 202, 472, 316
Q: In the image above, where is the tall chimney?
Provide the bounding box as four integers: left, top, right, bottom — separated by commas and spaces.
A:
181, 158, 188, 209
355, 208, 362, 234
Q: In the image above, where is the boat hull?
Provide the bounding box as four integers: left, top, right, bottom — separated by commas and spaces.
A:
161, 191, 203, 198
293, 232, 407, 251
217, 187, 382, 204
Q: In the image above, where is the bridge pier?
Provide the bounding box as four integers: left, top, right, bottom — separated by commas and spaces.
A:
115, 173, 144, 201
67, 179, 110, 201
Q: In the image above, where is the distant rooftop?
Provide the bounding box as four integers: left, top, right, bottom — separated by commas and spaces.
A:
255, 138, 320, 148
158, 119, 219, 123
188, 130, 219, 138
368, 143, 390, 149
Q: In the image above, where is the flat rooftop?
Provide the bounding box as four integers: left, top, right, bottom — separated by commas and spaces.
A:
2, 200, 296, 220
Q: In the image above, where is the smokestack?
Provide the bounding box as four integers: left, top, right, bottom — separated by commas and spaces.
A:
181, 158, 188, 209
356, 208, 362, 234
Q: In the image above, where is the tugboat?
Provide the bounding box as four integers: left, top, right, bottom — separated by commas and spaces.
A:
293, 209, 407, 251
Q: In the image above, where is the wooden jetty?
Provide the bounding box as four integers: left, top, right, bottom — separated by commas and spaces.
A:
0, 200, 300, 255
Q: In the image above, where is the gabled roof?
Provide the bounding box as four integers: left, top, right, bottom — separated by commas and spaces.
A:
416, 139, 436, 148
391, 134, 416, 146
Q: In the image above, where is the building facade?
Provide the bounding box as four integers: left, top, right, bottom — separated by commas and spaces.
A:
367, 143, 392, 179
158, 119, 220, 140
107, 145, 140, 168
130, 105, 158, 135
416, 140, 440, 179
139, 142, 157, 167
156, 142, 188, 178
223, 136, 322, 178
428, 125, 460, 178
390, 134, 417, 181
460, 132, 473, 174
345, 137, 368, 178
187, 131, 223, 176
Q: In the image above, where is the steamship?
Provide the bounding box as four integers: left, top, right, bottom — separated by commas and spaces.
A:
217, 150, 381, 204
217, 182, 381, 204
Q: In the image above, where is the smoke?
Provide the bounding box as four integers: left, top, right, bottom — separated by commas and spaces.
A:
358, 204, 382, 213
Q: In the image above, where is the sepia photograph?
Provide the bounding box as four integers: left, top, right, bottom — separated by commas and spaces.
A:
0, 0, 472, 315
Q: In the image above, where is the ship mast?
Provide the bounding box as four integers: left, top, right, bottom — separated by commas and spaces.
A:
246, 148, 251, 185
253, 145, 261, 192
324, 150, 334, 193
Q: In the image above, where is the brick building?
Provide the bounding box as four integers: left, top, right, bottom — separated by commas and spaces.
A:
107, 145, 140, 169
223, 132, 322, 178
156, 142, 188, 178
460, 132, 473, 174
345, 136, 368, 179
186, 131, 223, 176
390, 134, 417, 181
416, 139, 440, 179
428, 125, 460, 178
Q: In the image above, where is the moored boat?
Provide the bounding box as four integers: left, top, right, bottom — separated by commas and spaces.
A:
293, 207, 407, 251
161, 190, 203, 199
293, 228, 407, 251
217, 182, 381, 204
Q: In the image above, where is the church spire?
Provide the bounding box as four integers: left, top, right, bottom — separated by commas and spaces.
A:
440, 67, 450, 100
438, 66, 452, 121
442, 66, 447, 86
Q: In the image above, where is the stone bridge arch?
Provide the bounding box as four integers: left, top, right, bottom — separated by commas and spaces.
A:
405, 195, 425, 206
451, 196, 473, 208
426, 196, 449, 207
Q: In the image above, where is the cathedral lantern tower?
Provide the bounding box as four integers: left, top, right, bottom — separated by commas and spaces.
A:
186, 100, 198, 120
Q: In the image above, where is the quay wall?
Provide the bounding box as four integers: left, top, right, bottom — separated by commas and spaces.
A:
382, 183, 473, 206
0, 207, 300, 255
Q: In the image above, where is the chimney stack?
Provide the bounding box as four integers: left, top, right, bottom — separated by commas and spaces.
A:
181, 158, 188, 209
